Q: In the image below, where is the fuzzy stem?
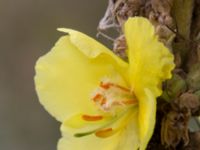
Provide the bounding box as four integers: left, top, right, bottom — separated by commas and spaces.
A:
172, 0, 194, 65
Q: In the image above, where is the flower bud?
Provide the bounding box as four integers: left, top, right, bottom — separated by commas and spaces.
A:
162, 74, 187, 101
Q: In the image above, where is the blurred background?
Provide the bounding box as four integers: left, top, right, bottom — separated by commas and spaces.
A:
0, 0, 108, 149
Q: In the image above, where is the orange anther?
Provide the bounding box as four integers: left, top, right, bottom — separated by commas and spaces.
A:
82, 115, 103, 121
100, 82, 130, 92
92, 94, 103, 102
95, 128, 114, 138
100, 82, 113, 89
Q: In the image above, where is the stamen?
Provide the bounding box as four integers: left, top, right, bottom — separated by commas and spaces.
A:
100, 82, 130, 92
74, 131, 94, 137
100, 98, 107, 105
113, 84, 130, 92
74, 106, 135, 138
122, 99, 137, 105
91, 79, 138, 113
95, 128, 114, 138
82, 115, 103, 121
92, 93, 107, 106
92, 93, 102, 102
110, 99, 137, 107
100, 82, 110, 89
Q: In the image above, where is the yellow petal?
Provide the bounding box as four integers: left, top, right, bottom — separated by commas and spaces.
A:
58, 109, 139, 150
35, 32, 128, 122
125, 17, 174, 96
115, 109, 140, 150
58, 135, 119, 150
138, 89, 156, 150
124, 17, 174, 149
57, 28, 127, 67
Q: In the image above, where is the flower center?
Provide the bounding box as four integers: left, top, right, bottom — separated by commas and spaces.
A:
91, 78, 137, 114
73, 78, 138, 138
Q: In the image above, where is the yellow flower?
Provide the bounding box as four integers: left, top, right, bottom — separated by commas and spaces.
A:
34, 17, 174, 150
